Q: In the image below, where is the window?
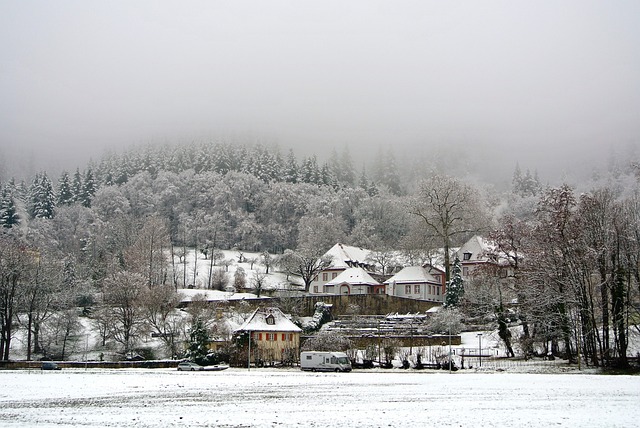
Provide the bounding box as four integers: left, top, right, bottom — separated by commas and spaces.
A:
332, 273, 338, 279
258, 333, 263, 341
306, 355, 312, 360
414, 284, 420, 294
282, 334, 286, 341
266, 315, 275, 325
313, 286, 318, 293
463, 252, 472, 261
267, 333, 276, 341
322, 273, 328, 281
463, 267, 469, 276
405, 285, 412, 294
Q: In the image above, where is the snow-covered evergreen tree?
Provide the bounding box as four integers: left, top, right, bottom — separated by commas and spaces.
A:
444, 257, 464, 308
28, 173, 56, 219
301, 156, 322, 185
338, 146, 355, 187
185, 318, 210, 364
321, 162, 338, 189
512, 163, 541, 197
380, 149, 402, 195
0, 184, 20, 228
283, 149, 299, 183
72, 169, 83, 202
80, 167, 96, 207
57, 171, 74, 206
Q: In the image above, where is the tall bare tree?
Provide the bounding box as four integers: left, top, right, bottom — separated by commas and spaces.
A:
0, 234, 33, 360
102, 271, 147, 354
409, 174, 487, 283
277, 248, 332, 292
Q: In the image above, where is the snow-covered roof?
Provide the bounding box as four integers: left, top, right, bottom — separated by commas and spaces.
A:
454, 235, 510, 265
325, 267, 380, 286
324, 243, 373, 269
383, 266, 441, 285
234, 307, 302, 333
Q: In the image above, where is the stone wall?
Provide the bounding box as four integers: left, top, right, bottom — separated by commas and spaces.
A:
278, 294, 441, 317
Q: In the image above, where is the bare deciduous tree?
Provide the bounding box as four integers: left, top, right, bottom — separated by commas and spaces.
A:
102, 271, 147, 354
409, 174, 487, 283
277, 248, 332, 292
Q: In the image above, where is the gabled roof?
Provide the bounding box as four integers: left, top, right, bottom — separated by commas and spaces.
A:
454, 235, 492, 262
383, 266, 441, 285
234, 307, 302, 333
324, 243, 373, 270
325, 267, 380, 286
454, 235, 511, 265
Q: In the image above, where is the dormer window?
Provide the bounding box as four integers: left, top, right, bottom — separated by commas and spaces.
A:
463, 252, 472, 261
266, 315, 275, 325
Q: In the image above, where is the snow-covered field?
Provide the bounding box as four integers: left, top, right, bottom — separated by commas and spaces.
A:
1, 368, 638, 427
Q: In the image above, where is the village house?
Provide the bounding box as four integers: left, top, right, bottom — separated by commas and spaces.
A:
233, 307, 302, 364
384, 266, 444, 302
308, 243, 376, 294
323, 267, 385, 295
454, 235, 513, 279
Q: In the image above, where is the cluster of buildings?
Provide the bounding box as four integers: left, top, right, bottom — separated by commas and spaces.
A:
232, 235, 509, 365
307, 236, 509, 302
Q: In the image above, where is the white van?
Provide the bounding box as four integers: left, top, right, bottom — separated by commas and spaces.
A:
300, 351, 352, 372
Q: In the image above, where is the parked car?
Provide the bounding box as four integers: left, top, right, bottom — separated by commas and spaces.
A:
41, 362, 61, 371
177, 362, 204, 371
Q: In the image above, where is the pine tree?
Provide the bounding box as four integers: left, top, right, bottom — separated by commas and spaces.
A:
321, 162, 338, 189
57, 171, 74, 206
80, 167, 96, 207
72, 169, 83, 202
512, 163, 523, 195
358, 165, 369, 191
338, 146, 355, 187
185, 318, 210, 364
301, 156, 321, 185
0, 184, 19, 228
380, 149, 402, 195
28, 173, 56, 219
444, 257, 464, 308
284, 149, 299, 183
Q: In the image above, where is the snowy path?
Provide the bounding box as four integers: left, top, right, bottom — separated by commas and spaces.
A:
1, 368, 638, 427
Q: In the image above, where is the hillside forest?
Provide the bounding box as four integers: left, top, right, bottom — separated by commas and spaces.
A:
1, 141, 639, 369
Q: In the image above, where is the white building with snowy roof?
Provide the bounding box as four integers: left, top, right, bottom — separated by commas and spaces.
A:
384, 266, 444, 302
308, 243, 377, 294
322, 267, 384, 295
453, 235, 513, 279
233, 307, 302, 364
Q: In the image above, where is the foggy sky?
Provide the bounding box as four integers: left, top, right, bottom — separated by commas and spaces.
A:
1, 1, 639, 183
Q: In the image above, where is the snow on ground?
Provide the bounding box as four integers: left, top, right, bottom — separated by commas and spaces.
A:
0, 368, 638, 427
175, 249, 303, 294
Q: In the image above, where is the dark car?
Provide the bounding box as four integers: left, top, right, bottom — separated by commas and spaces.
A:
41, 362, 61, 370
